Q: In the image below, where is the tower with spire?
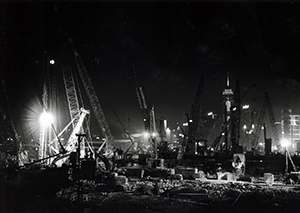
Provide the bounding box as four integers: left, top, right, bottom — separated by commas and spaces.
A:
222, 73, 234, 150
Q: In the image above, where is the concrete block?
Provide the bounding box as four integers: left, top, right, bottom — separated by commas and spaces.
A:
264, 173, 274, 184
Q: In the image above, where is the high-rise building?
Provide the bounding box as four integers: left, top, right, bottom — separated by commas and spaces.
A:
281, 109, 300, 153
222, 73, 234, 150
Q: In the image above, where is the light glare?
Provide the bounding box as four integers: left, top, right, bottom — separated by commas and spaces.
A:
39, 112, 53, 127
281, 139, 291, 148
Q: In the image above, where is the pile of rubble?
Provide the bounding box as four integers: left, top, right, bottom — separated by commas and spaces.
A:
56, 176, 300, 213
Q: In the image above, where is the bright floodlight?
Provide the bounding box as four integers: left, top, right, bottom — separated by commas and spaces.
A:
242, 105, 250, 109
281, 139, 291, 148
39, 112, 53, 127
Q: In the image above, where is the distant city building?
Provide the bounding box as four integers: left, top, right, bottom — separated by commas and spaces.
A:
281, 109, 300, 153
222, 73, 234, 150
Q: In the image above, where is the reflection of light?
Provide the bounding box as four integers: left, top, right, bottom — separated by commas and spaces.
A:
281, 139, 291, 148
259, 142, 264, 146
39, 112, 53, 127
49, 59, 55, 65
166, 128, 170, 133
208, 112, 213, 116
183, 122, 188, 126
251, 124, 255, 129
152, 133, 156, 137
242, 105, 249, 109
243, 125, 247, 130
144, 132, 149, 137
189, 119, 193, 123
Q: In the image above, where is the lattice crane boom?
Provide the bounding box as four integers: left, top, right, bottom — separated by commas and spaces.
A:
252, 92, 279, 150
264, 92, 280, 147
69, 40, 114, 145
61, 53, 81, 129
131, 63, 150, 132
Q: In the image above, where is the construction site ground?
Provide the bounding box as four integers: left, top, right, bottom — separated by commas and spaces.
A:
3, 177, 300, 213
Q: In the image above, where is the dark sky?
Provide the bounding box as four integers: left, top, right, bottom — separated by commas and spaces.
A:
2, 1, 300, 141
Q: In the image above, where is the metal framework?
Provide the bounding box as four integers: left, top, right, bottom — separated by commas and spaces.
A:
252, 92, 280, 149
69, 40, 114, 146
61, 53, 81, 129
0, 80, 20, 165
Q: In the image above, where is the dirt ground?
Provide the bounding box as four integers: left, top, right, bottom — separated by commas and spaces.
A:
7, 178, 299, 213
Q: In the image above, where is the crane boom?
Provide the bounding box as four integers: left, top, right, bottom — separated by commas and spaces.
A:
51, 108, 90, 166
264, 92, 280, 147
131, 63, 150, 132
61, 54, 81, 129
69, 40, 114, 145
0, 80, 20, 165
188, 76, 204, 141
65, 108, 90, 151
251, 92, 279, 150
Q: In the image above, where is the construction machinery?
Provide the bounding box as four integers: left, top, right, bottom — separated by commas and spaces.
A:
69, 39, 115, 152
51, 108, 90, 166
131, 63, 158, 159
0, 79, 21, 168
210, 80, 242, 154
251, 92, 280, 152
185, 76, 205, 156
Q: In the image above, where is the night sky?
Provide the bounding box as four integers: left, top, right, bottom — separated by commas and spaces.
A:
1, 1, 300, 142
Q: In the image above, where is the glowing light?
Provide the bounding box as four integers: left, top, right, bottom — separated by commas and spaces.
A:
208, 112, 213, 116
49, 60, 55, 65
242, 105, 249, 109
183, 122, 188, 126
39, 112, 53, 127
243, 125, 247, 130
152, 133, 156, 137
189, 119, 193, 123
281, 139, 291, 148
143, 132, 149, 137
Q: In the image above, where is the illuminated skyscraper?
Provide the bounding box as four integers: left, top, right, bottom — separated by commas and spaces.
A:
222, 73, 234, 150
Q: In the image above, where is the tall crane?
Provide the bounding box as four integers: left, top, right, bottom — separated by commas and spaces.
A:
131, 63, 150, 132
51, 108, 90, 166
187, 76, 204, 141
185, 76, 204, 155
61, 52, 81, 130
0, 79, 21, 166
69, 39, 115, 152
131, 63, 158, 158
251, 92, 280, 150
